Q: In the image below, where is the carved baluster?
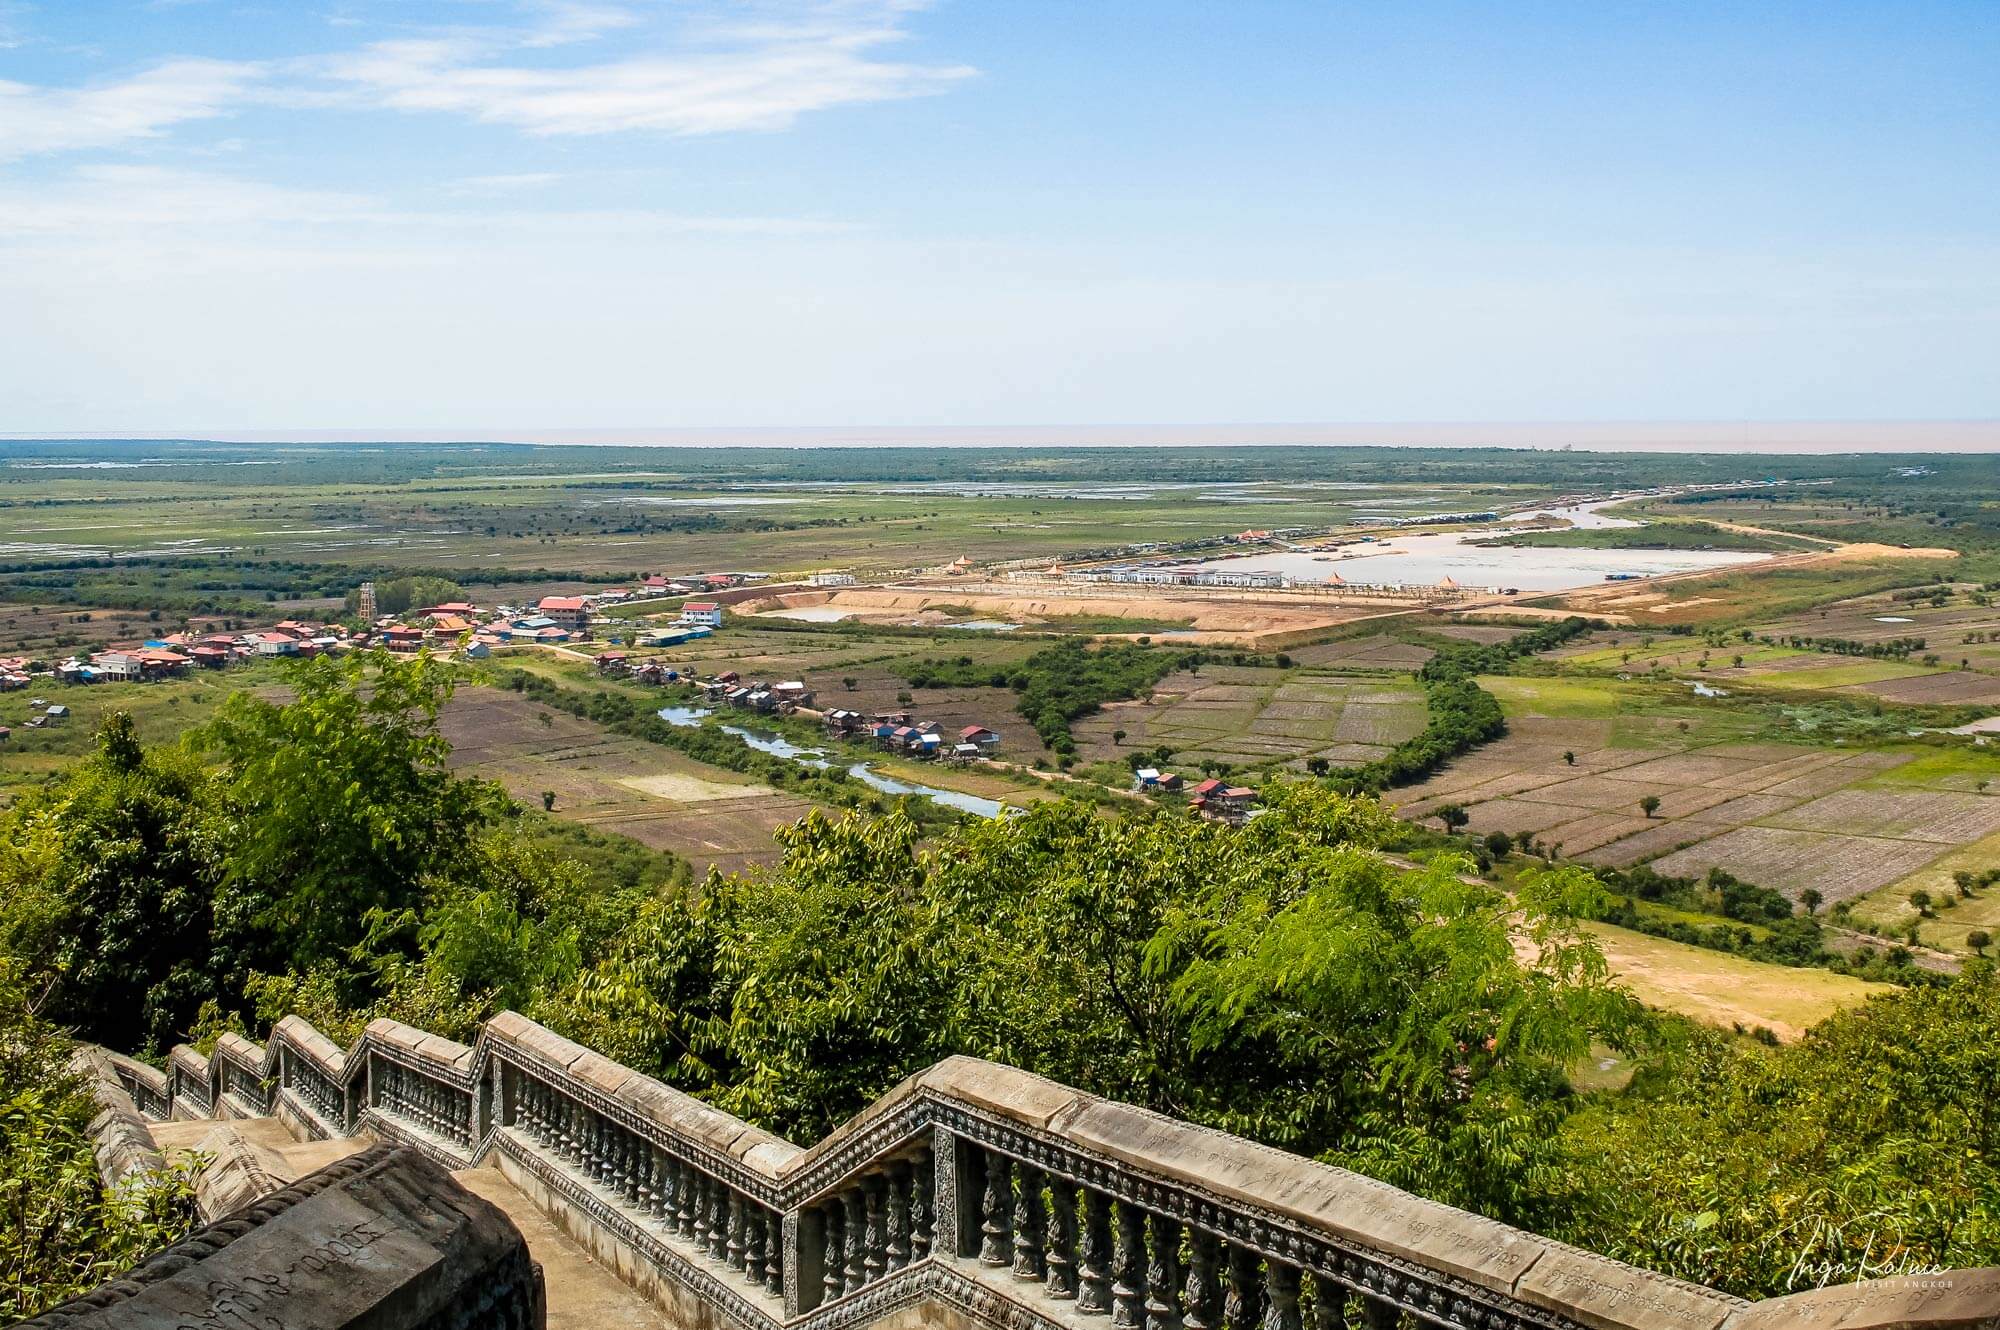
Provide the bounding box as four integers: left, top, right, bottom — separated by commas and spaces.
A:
1013, 1162, 1047, 1281
1224, 1246, 1264, 1330
1359, 1296, 1399, 1330
979, 1150, 1014, 1266
674, 1161, 696, 1240
606, 1122, 627, 1196
885, 1161, 912, 1271
1310, 1275, 1349, 1330
864, 1174, 888, 1282
822, 1201, 846, 1304
842, 1188, 867, 1292
743, 1204, 767, 1285
636, 1140, 655, 1213
763, 1208, 783, 1297
693, 1172, 714, 1251
909, 1147, 934, 1259
1111, 1201, 1147, 1330
727, 1191, 748, 1271
591, 1111, 608, 1184
1262, 1261, 1301, 1330
1046, 1175, 1079, 1298
1184, 1230, 1222, 1330
624, 1130, 644, 1206
1147, 1215, 1184, 1330
649, 1147, 669, 1221
709, 1180, 732, 1262
1077, 1188, 1113, 1314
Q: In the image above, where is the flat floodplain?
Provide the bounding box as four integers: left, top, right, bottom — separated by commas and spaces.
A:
1391, 675, 2000, 906
438, 685, 822, 878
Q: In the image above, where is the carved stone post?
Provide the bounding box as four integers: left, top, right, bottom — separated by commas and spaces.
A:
912, 1145, 937, 1260
864, 1173, 889, 1282
979, 1150, 1014, 1266
1111, 1200, 1147, 1330
1224, 1245, 1264, 1330
1046, 1175, 1079, 1298
1014, 1162, 1048, 1281
1184, 1230, 1223, 1330
1078, 1188, 1113, 1314
1311, 1274, 1349, 1330
886, 1160, 912, 1271
1147, 1214, 1184, 1330
842, 1187, 867, 1292
1262, 1261, 1301, 1330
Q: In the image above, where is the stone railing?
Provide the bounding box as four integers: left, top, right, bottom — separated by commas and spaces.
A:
110, 1012, 2000, 1330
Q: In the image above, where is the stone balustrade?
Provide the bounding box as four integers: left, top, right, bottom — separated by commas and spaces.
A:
103, 1012, 2000, 1330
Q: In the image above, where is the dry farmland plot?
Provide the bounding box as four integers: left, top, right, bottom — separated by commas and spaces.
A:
1644, 826, 1946, 901
1288, 635, 1435, 670
1847, 830, 2000, 952
1850, 671, 2000, 705
1385, 674, 1999, 903
440, 686, 820, 876
1765, 788, 2000, 842
1073, 668, 1423, 769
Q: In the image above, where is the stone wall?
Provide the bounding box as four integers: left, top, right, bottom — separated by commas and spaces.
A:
90, 1014, 2000, 1330
16, 1144, 544, 1330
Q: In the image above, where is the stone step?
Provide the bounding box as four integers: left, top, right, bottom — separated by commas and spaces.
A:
452, 1166, 675, 1330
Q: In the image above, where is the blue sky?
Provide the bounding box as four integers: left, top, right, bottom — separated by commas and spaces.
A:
1, 1, 1995, 433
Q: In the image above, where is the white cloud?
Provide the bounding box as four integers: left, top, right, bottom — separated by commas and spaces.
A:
316, 2, 974, 137
0, 57, 260, 160
0, 2, 970, 162
520, 1, 644, 48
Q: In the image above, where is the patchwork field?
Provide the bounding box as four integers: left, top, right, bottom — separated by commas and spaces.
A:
1071, 664, 1426, 771
439, 686, 821, 877
1390, 676, 2000, 905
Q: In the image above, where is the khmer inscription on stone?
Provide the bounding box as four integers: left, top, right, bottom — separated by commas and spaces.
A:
16, 1145, 543, 1330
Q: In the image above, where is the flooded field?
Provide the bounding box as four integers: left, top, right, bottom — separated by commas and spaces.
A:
1184, 500, 1769, 593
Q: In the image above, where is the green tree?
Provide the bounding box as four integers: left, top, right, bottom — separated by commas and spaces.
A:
1437, 804, 1469, 834
1639, 794, 1661, 818
1967, 929, 1991, 956
0, 714, 230, 1050
199, 651, 503, 971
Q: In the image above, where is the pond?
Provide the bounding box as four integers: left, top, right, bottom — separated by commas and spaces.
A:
658, 706, 713, 728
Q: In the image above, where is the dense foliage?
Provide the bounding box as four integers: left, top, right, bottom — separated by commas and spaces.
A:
0, 964, 198, 1320
905, 639, 1196, 755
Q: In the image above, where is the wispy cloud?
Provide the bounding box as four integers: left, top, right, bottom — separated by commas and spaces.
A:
0, 2, 969, 164
316, 2, 973, 138
0, 57, 261, 160
520, 0, 644, 48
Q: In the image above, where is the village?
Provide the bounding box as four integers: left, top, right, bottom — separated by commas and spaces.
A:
0, 563, 1298, 825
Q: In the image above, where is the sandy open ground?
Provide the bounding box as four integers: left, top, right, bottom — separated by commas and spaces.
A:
618, 772, 780, 802
744, 587, 1398, 644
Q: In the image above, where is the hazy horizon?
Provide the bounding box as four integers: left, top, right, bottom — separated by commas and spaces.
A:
6, 420, 1998, 455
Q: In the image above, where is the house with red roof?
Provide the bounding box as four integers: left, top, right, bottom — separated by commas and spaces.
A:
678, 602, 724, 628
536, 596, 590, 633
